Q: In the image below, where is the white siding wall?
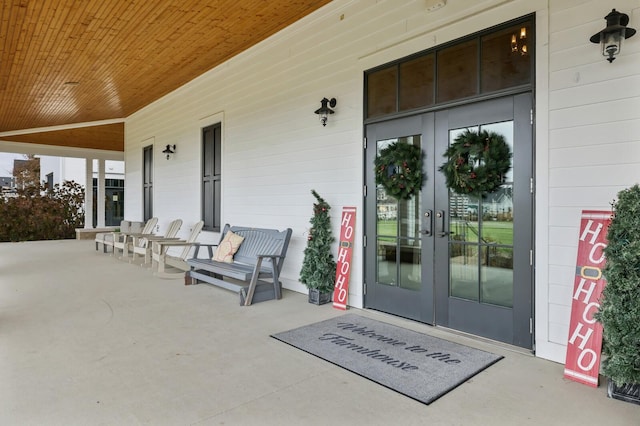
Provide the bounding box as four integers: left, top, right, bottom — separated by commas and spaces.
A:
125, 0, 640, 363
537, 0, 640, 362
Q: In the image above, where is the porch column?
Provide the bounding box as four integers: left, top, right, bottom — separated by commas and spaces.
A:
84, 158, 94, 228
97, 159, 106, 228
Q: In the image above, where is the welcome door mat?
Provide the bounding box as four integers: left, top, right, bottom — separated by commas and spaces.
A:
271, 313, 503, 405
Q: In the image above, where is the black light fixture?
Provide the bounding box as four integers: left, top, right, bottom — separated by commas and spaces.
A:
590, 9, 636, 63
162, 144, 176, 160
314, 97, 337, 126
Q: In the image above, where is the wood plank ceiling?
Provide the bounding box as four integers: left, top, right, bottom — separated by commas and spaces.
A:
0, 0, 331, 151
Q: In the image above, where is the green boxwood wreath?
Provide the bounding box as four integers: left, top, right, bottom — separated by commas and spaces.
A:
374, 142, 424, 200
439, 129, 512, 197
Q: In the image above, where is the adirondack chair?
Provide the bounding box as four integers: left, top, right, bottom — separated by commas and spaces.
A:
129, 218, 183, 266
151, 221, 204, 278
96, 220, 143, 253
112, 217, 158, 258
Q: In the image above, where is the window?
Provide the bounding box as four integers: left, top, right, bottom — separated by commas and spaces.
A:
367, 66, 397, 118
93, 178, 125, 226
399, 54, 435, 111
481, 23, 532, 92
436, 39, 478, 103
143, 145, 153, 221
46, 172, 53, 190
202, 123, 221, 231
365, 16, 533, 119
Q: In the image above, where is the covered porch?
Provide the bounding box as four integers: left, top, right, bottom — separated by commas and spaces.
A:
1, 239, 636, 424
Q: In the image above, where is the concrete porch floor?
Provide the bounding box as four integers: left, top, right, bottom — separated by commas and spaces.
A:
1, 240, 638, 425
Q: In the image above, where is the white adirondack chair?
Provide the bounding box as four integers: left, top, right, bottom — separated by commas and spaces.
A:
129, 218, 183, 266
112, 217, 158, 258
151, 221, 204, 278
96, 220, 144, 253
95, 220, 129, 253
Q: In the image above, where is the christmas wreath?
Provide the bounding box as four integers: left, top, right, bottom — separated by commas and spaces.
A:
439, 129, 511, 197
374, 142, 424, 200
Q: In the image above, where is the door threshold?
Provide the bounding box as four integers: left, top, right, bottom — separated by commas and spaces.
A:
434, 325, 534, 356
361, 308, 534, 356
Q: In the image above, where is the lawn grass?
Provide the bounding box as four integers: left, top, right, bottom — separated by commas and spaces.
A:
377, 219, 513, 245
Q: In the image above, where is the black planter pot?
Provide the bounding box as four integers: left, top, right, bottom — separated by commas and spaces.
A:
308, 289, 332, 305
607, 378, 640, 405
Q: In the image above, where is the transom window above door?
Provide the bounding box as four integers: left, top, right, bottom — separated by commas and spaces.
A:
366, 16, 533, 119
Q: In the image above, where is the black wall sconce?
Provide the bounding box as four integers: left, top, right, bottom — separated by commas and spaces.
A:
590, 9, 636, 63
314, 97, 337, 126
162, 144, 176, 160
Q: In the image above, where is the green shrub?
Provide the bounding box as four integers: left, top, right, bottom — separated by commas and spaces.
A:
595, 184, 640, 386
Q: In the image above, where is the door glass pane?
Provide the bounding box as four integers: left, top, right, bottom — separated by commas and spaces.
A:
479, 121, 514, 307
399, 193, 422, 290
377, 236, 397, 285
448, 122, 514, 307
481, 246, 513, 307
367, 66, 397, 118
450, 239, 479, 301
376, 136, 421, 290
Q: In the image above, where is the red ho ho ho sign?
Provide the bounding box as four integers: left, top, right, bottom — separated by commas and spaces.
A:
563, 210, 610, 387
333, 206, 356, 310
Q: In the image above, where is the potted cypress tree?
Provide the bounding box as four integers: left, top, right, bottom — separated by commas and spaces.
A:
595, 185, 640, 405
299, 190, 336, 305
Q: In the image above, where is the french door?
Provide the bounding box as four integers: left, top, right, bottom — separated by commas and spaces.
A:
364, 94, 533, 349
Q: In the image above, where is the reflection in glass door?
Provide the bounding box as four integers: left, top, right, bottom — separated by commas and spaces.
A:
376, 136, 423, 292
448, 122, 514, 309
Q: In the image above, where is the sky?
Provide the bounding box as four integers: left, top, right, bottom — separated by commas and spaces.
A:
0, 153, 27, 177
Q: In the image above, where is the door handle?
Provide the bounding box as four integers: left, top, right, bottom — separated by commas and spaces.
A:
423, 210, 433, 236
436, 210, 449, 237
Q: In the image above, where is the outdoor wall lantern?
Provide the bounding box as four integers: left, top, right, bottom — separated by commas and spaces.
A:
162, 144, 176, 160
590, 9, 636, 63
314, 97, 337, 126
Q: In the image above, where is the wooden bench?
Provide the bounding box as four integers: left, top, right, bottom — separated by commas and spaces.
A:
186, 224, 293, 306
